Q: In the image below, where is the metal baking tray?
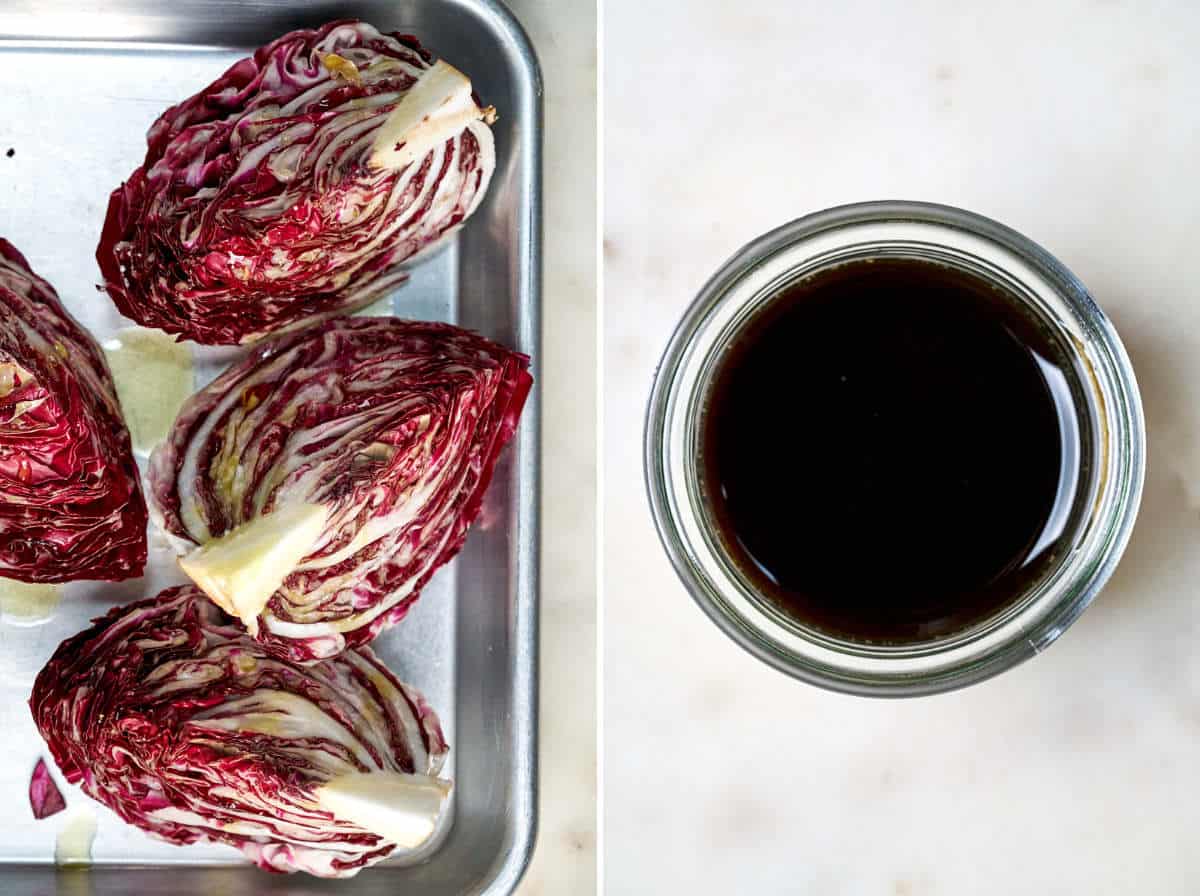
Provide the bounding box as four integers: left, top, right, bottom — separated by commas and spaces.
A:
0, 1, 540, 893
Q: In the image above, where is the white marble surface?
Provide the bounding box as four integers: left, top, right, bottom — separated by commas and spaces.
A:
505, 1, 597, 893
604, 2, 1200, 893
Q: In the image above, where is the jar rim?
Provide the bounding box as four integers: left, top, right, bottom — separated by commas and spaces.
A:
644, 201, 1146, 696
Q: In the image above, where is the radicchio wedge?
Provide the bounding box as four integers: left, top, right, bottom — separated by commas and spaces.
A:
97, 19, 496, 345
0, 239, 147, 581
150, 317, 531, 660
30, 585, 449, 878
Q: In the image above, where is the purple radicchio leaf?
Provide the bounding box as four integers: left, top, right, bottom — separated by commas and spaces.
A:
29, 758, 66, 819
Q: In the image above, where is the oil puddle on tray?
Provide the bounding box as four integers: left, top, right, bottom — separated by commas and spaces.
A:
0, 580, 61, 626
103, 327, 194, 455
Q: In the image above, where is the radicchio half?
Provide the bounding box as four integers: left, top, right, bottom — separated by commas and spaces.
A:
97, 19, 497, 345
149, 317, 531, 660
30, 585, 449, 878
0, 239, 147, 581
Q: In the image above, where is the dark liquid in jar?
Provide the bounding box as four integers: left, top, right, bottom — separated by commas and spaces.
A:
701, 258, 1083, 643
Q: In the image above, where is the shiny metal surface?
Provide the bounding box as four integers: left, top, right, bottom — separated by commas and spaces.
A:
0, 1, 540, 892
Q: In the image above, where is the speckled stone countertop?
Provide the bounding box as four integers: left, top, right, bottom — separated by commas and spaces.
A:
604, 2, 1200, 892
507, 0, 597, 893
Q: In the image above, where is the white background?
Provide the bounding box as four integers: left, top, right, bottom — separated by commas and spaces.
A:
605, 1, 1200, 892
508, 0, 598, 893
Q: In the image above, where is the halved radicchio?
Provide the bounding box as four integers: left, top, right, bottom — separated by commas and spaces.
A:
0, 239, 147, 581
31, 585, 450, 878
97, 19, 497, 345
150, 317, 531, 660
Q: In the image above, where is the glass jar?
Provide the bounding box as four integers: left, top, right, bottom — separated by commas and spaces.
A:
644, 201, 1145, 696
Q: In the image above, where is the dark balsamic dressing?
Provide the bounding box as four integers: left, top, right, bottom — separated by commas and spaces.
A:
701, 258, 1081, 643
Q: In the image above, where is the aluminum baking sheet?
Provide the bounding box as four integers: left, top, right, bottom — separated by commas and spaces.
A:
0, 1, 540, 893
